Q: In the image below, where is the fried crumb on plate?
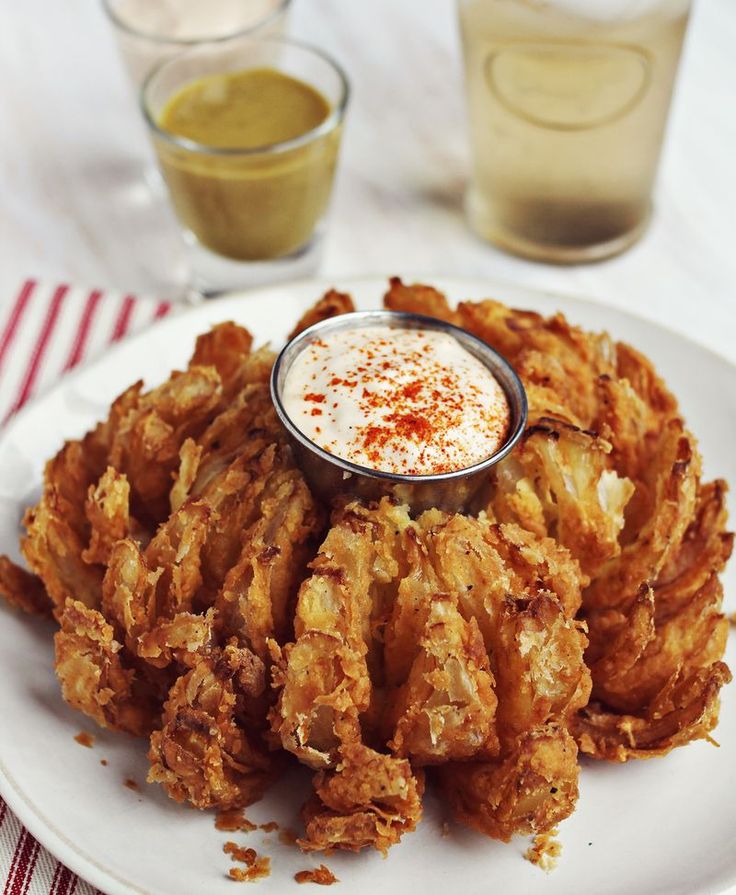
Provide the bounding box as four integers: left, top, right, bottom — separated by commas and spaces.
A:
124, 778, 139, 792
294, 864, 339, 885
216, 809, 258, 833
224, 842, 257, 864
524, 828, 561, 872
74, 731, 94, 748
100, 759, 108, 766
227, 842, 271, 883
228, 859, 270, 883
224, 842, 271, 883
259, 821, 279, 832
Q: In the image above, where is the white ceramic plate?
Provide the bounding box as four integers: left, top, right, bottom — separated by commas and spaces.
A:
0, 277, 734, 895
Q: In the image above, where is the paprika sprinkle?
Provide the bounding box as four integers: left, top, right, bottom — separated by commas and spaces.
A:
282, 325, 510, 475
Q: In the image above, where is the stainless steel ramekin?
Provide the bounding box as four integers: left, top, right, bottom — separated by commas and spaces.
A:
270, 310, 527, 513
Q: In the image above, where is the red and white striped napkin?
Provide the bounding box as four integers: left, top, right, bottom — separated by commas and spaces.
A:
0, 279, 176, 895
0, 280, 172, 423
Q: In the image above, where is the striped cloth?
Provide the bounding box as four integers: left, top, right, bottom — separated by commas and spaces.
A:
0, 279, 175, 895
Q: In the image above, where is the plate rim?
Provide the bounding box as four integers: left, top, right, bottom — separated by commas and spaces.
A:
2, 273, 736, 451
1, 273, 735, 895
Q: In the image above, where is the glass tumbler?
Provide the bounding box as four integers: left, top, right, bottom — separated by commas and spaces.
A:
458, 0, 692, 263
102, 0, 292, 88
142, 37, 349, 295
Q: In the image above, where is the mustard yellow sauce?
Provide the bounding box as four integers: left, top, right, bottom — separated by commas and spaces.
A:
159, 67, 330, 150
154, 67, 339, 261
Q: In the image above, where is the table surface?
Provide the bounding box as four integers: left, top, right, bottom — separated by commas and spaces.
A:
0, 0, 736, 346
0, 5, 734, 894
1, 0, 734, 362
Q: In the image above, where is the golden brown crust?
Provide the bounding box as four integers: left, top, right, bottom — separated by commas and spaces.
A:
54, 599, 159, 736
300, 738, 424, 855
288, 289, 355, 340
0, 555, 53, 617
387, 593, 500, 764
383, 277, 459, 325
438, 724, 579, 842
189, 322, 253, 398
380, 278, 732, 772
294, 864, 338, 885
147, 645, 274, 809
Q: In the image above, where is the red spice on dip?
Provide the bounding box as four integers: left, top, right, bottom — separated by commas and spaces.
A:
281, 325, 510, 475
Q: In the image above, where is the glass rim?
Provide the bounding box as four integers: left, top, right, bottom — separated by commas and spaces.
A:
101, 0, 292, 46
140, 36, 350, 158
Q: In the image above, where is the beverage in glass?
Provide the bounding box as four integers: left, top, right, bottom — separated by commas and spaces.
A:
458, 0, 691, 262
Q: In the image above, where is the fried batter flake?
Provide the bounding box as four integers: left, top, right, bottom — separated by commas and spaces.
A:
288, 288, 355, 340
300, 737, 424, 855
0, 555, 53, 617
387, 593, 499, 764
148, 645, 273, 809
270, 499, 410, 769
55, 600, 158, 736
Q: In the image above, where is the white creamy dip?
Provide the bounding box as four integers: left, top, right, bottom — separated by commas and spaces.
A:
282, 325, 510, 476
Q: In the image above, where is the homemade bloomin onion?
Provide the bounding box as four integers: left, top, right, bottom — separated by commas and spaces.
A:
0, 280, 731, 860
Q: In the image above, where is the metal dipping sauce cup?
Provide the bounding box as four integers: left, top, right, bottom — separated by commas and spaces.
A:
271, 311, 528, 514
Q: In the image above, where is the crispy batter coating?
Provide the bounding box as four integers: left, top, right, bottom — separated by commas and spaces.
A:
584, 418, 700, 611
489, 420, 634, 579
188, 322, 253, 398
147, 645, 273, 809
215, 468, 323, 660
438, 724, 579, 842
300, 736, 424, 855
0, 323, 320, 813
389, 280, 731, 769
108, 366, 223, 523
83, 466, 145, 566
22, 440, 107, 613
169, 438, 203, 514
272, 499, 589, 850
387, 593, 499, 764
456, 298, 616, 429
575, 662, 732, 761
383, 277, 459, 325
270, 499, 410, 769
101, 499, 211, 661
657, 480, 734, 609
0, 556, 53, 617
288, 289, 355, 340
415, 513, 588, 662
578, 479, 733, 758
400, 512, 589, 841
55, 600, 158, 736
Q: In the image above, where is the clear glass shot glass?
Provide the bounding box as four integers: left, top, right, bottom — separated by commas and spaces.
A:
102, 0, 292, 89
101, 0, 292, 243
141, 37, 349, 295
458, 0, 692, 264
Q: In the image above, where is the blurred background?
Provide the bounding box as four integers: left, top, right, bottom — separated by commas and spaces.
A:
0, 0, 734, 352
